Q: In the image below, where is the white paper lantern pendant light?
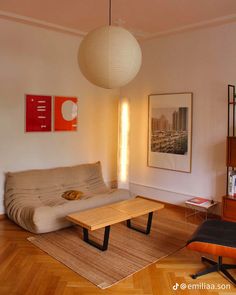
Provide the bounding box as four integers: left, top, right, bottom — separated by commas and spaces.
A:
78, 0, 142, 89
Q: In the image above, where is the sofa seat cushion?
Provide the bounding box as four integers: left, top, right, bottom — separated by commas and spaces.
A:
33, 188, 133, 233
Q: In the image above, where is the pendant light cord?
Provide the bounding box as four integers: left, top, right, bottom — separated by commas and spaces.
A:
109, 0, 112, 26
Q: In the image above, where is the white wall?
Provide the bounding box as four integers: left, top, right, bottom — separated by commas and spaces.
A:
1, 19, 235, 214
121, 22, 236, 205
0, 19, 119, 214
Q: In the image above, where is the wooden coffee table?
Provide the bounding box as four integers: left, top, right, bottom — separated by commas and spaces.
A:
67, 196, 164, 251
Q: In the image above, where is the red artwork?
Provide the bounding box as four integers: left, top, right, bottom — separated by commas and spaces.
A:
54, 96, 78, 131
26, 95, 52, 132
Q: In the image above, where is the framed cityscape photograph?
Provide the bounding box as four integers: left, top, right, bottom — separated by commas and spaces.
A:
148, 92, 192, 172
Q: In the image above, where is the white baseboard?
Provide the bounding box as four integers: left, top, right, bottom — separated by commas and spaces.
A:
129, 182, 221, 215
129, 182, 193, 206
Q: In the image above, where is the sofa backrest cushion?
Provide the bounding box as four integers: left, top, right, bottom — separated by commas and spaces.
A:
5, 161, 109, 203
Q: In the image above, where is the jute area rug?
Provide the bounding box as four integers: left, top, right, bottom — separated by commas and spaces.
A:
28, 213, 195, 289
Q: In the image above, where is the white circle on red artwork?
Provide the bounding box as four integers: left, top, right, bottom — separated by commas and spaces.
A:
62, 100, 77, 121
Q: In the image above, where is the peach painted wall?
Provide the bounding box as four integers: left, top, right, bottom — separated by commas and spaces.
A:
121, 22, 236, 206
0, 19, 119, 214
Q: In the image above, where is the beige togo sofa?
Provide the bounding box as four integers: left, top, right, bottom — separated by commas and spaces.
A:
4, 162, 132, 234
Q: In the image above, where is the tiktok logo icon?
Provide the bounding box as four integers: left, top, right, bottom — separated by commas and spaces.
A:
173, 283, 179, 290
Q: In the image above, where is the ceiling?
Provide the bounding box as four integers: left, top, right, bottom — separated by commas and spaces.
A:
0, 0, 235, 39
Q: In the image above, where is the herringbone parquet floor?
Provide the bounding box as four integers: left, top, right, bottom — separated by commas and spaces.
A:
0, 205, 235, 295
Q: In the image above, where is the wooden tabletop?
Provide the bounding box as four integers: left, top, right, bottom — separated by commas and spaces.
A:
67, 197, 164, 231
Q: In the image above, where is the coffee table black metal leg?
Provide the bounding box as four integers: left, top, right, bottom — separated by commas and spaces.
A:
127, 212, 153, 234
83, 226, 110, 251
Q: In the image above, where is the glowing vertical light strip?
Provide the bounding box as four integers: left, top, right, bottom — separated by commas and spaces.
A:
118, 97, 130, 188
